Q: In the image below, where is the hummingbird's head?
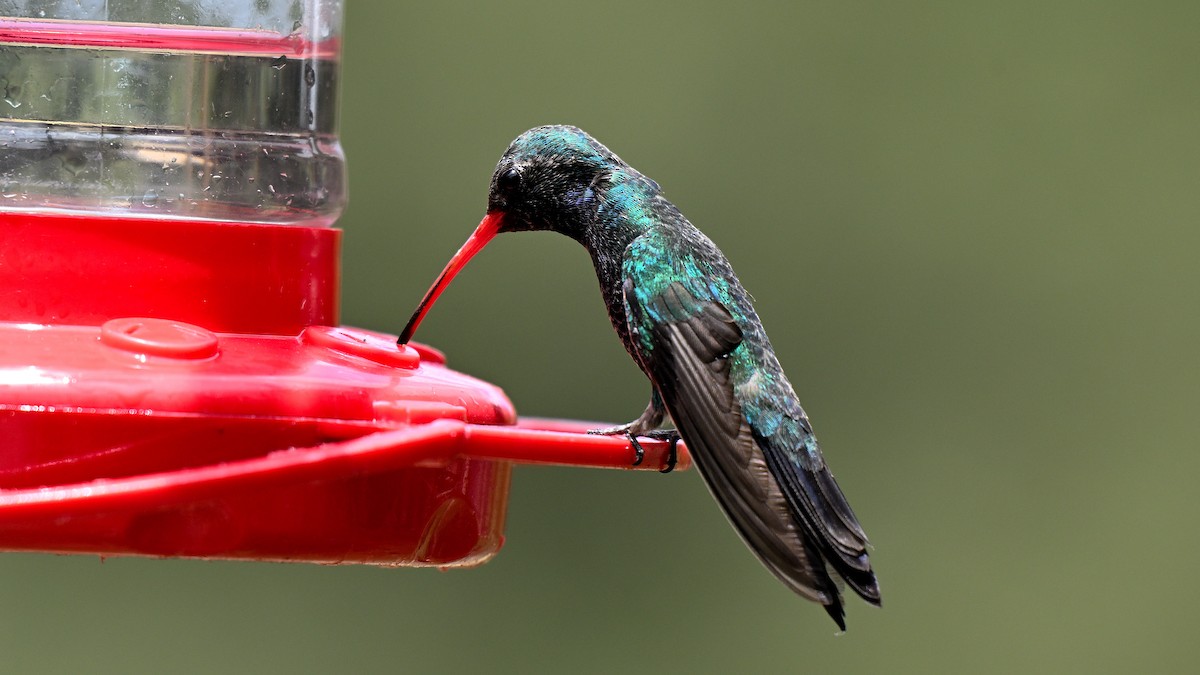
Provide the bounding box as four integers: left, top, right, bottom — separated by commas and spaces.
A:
486, 125, 625, 239
398, 125, 642, 345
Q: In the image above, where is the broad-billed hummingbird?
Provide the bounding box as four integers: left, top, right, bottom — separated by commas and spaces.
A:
399, 126, 880, 629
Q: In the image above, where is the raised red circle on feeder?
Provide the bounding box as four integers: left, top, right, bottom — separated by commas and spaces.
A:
407, 341, 446, 365
99, 317, 220, 359
302, 326, 420, 369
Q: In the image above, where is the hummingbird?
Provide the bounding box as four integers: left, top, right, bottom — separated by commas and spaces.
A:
398, 125, 880, 629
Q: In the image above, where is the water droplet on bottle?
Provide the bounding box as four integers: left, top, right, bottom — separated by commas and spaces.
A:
304, 64, 316, 87
142, 189, 159, 207
271, 55, 287, 70
4, 97, 20, 109
293, 19, 303, 33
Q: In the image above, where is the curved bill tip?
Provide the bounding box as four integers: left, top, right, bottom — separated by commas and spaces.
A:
398, 212, 505, 345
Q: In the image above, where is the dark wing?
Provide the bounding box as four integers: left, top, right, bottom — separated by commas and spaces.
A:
757, 421, 881, 607
621, 249, 853, 626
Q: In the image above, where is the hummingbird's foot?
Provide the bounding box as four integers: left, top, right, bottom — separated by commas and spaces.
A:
588, 390, 671, 468
588, 426, 680, 470
625, 428, 681, 473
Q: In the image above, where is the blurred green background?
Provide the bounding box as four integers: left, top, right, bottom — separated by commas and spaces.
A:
2, 1, 1198, 673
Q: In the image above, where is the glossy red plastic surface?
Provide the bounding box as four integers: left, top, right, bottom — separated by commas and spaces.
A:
0, 212, 687, 567
0, 212, 339, 334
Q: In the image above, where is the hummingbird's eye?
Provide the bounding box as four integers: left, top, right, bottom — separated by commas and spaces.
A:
497, 167, 522, 194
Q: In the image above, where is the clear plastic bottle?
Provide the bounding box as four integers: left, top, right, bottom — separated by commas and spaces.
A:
0, 1, 345, 226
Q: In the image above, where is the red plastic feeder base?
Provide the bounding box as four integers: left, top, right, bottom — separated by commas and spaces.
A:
0, 213, 685, 567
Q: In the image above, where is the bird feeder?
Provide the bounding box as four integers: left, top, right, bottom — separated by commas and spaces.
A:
0, 2, 684, 568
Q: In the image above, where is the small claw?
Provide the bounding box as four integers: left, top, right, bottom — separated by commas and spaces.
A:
627, 432, 645, 466
640, 430, 682, 473
587, 423, 644, 466
660, 434, 680, 474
